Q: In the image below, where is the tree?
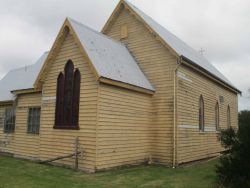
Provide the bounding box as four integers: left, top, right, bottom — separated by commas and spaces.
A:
216, 110, 250, 187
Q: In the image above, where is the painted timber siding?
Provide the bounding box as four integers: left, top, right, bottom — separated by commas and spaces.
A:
39, 32, 98, 172
0, 1, 240, 171
12, 93, 41, 159
0, 93, 41, 157
96, 83, 153, 170
176, 65, 238, 164
103, 7, 178, 165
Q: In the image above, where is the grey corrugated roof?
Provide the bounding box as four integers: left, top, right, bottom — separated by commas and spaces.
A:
0, 18, 154, 103
68, 18, 154, 91
124, 0, 239, 92
0, 52, 48, 102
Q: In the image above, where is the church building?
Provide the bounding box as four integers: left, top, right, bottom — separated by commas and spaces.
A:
0, 0, 240, 172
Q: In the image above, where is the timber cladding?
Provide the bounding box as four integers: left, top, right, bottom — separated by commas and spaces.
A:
0, 93, 41, 157
40, 33, 98, 172
103, 5, 178, 166
176, 65, 238, 164
96, 83, 153, 170
0, 0, 240, 172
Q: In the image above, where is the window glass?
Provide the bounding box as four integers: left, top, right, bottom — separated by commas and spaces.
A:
27, 108, 41, 134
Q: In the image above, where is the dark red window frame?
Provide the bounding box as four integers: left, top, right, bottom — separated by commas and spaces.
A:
227, 105, 231, 128
54, 60, 81, 130
215, 102, 219, 131
199, 95, 205, 132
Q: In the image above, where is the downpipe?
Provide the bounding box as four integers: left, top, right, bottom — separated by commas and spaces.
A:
173, 57, 182, 168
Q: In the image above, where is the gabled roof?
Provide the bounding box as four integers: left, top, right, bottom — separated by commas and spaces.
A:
0, 17, 154, 103
67, 18, 154, 91
103, 0, 240, 93
0, 52, 48, 102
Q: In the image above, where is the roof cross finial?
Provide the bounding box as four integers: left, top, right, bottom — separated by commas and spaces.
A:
199, 48, 205, 56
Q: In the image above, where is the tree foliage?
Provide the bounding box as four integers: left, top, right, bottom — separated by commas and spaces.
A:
216, 110, 250, 187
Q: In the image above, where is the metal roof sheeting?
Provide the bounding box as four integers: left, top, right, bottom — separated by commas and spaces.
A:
0, 52, 48, 102
0, 17, 155, 102
124, 0, 239, 92
68, 18, 154, 91
0, 0, 241, 103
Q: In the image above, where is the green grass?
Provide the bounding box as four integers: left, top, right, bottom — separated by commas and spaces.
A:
0, 156, 218, 188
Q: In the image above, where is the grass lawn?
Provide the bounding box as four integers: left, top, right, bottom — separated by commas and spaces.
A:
0, 156, 218, 188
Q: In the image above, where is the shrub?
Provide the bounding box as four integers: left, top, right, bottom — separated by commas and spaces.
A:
216, 110, 250, 187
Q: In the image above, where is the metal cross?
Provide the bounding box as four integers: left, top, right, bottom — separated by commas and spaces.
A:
199, 48, 205, 55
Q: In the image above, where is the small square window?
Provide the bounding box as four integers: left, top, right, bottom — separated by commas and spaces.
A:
27, 108, 41, 134
219, 96, 224, 104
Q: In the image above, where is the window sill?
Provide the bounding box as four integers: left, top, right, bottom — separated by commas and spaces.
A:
27, 132, 40, 135
53, 126, 80, 130
199, 131, 206, 134
199, 130, 220, 134
3, 131, 15, 134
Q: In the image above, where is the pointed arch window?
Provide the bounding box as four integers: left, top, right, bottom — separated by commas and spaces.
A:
54, 60, 81, 129
199, 95, 205, 132
215, 102, 219, 131
227, 105, 231, 128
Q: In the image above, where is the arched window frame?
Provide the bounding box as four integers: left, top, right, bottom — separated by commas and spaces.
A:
227, 105, 231, 128
55, 72, 64, 127
54, 60, 81, 130
199, 95, 205, 132
63, 61, 74, 127
215, 102, 219, 131
72, 69, 81, 127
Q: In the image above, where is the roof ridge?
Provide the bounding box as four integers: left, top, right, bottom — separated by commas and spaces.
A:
0, 52, 49, 102
6, 51, 49, 74
67, 17, 126, 48
8, 64, 34, 73
124, 0, 202, 57
123, 0, 239, 92
66, 17, 154, 91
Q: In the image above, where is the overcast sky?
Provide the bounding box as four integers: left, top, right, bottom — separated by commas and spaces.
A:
0, 0, 249, 110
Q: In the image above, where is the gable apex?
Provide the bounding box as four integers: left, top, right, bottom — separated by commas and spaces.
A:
34, 17, 155, 93
102, 0, 241, 94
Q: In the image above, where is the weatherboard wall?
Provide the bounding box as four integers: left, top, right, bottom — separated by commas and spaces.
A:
0, 93, 41, 158
39, 32, 98, 172
96, 83, 153, 170
176, 65, 238, 164
12, 93, 41, 159
0, 1, 240, 171
103, 6, 178, 165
